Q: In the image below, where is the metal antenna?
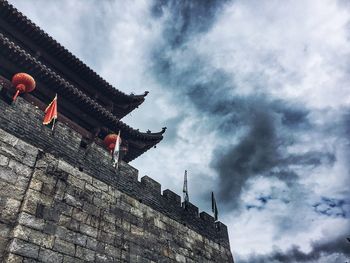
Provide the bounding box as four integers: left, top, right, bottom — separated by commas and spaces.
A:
212, 191, 218, 221
183, 170, 189, 205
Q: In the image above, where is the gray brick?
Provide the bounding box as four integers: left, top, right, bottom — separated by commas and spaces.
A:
13, 225, 54, 248
39, 248, 64, 263
53, 238, 75, 256
6, 253, 24, 263
8, 238, 39, 259
76, 246, 95, 262
0, 155, 9, 166
0, 166, 17, 184
63, 255, 84, 263
18, 212, 45, 231
80, 223, 98, 238
95, 253, 115, 263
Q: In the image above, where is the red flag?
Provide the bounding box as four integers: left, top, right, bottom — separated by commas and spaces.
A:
43, 94, 57, 129
113, 130, 121, 169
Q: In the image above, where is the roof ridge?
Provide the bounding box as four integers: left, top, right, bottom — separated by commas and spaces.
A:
0, 32, 165, 143
0, 0, 147, 103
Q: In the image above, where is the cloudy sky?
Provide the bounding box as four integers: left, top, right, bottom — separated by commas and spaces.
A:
9, 0, 350, 262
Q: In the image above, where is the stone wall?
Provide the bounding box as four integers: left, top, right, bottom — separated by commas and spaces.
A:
0, 88, 233, 262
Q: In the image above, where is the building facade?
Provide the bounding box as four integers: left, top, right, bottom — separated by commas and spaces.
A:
0, 1, 234, 262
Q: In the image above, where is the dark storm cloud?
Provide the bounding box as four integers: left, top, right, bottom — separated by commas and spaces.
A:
151, 0, 229, 47
283, 152, 336, 167
239, 233, 350, 263
212, 110, 279, 204
149, 0, 336, 209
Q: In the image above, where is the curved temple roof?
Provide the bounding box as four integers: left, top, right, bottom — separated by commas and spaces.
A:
0, 29, 165, 162
0, 0, 147, 118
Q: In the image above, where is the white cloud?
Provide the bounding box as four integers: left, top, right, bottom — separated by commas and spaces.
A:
9, 0, 350, 261
194, 0, 350, 109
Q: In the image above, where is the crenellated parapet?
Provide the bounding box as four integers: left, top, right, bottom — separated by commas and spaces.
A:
0, 1, 234, 260
0, 95, 231, 250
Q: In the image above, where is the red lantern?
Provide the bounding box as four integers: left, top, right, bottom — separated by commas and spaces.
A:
11, 73, 36, 101
104, 134, 122, 154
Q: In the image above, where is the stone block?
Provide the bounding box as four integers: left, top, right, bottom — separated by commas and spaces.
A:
92, 178, 108, 192
0, 236, 8, 255
42, 206, 60, 222
13, 225, 54, 249
182, 202, 199, 217
8, 238, 39, 259
97, 231, 115, 245
0, 222, 10, 237
175, 253, 186, 263
0, 166, 17, 184
15, 174, 31, 191
4, 253, 24, 263
68, 218, 80, 232
38, 248, 64, 263
200, 212, 215, 225
53, 238, 76, 256
75, 232, 88, 247
18, 212, 45, 230
46, 165, 69, 182
64, 193, 83, 208
72, 208, 88, 222
0, 181, 25, 201
141, 176, 161, 194
95, 253, 114, 263
43, 221, 57, 235
0, 155, 9, 166
29, 178, 43, 192
55, 227, 75, 244
163, 189, 181, 206
80, 223, 98, 238
86, 237, 98, 250
35, 152, 58, 170
2, 198, 21, 221
8, 159, 32, 178
76, 246, 95, 262
104, 244, 121, 258
12, 141, 38, 167
63, 255, 84, 263
67, 175, 85, 189
83, 202, 100, 217
54, 202, 73, 216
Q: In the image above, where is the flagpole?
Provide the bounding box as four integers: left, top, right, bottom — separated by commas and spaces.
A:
51, 117, 56, 131
183, 170, 189, 208
113, 130, 121, 170
51, 94, 57, 131
212, 191, 218, 222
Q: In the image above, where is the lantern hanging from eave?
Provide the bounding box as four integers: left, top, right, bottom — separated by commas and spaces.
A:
11, 73, 36, 101
104, 133, 122, 154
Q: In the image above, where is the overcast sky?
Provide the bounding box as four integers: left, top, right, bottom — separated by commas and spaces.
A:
9, 0, 350, 262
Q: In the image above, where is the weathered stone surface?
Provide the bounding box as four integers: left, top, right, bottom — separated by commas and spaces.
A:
5, 253, 24, 263
0, 155, 9, 166
8, 238, 39, 259
38, 248, 64, 263
18, 212, 45, 231
53, 238, 75, 256
0, 102, 233, 262
13, 225, 54, 249
76, 246, 95, 262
